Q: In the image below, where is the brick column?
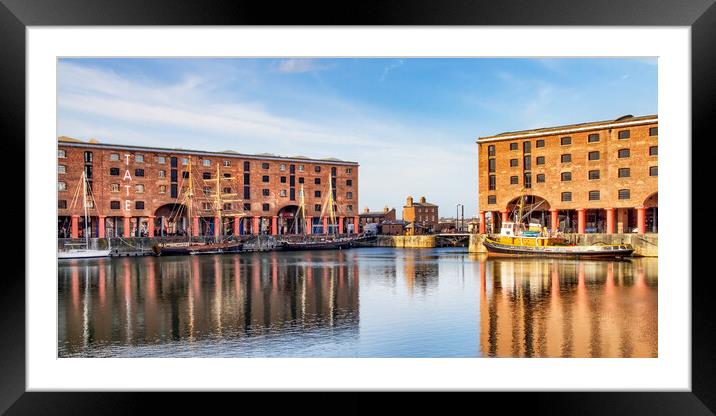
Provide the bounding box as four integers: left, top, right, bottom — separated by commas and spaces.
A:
338, 216, 344, 234
192, 216, 200, 237
253, 216, 261, 235
98, 215, 106, 238
271, 216, 278, 236
148, 216, 155, 237
636, 207, 647, 234
214, 216, 220, 237
501, 210, 509, 224
71, 215, 79, 238
605, 208, 615, 234
576, 208, 586, 234
233, 216, 240, 236
323, 217, 328, 234
354, 217, 360, 234
479, 211, 486, 234
550, 209, 559, 233
305, 216, 313, 235
123, 216, 131, 238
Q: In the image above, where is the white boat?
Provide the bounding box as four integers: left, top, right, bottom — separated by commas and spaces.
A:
58, 171, 111, 259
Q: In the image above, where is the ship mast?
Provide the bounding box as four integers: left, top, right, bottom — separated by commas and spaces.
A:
81, 170, 89, 248
203, 162, 243, 242
186, 156, 194, 243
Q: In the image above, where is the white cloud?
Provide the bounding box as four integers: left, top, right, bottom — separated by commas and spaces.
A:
379, 59, 404, 82
273, 59, 334, 73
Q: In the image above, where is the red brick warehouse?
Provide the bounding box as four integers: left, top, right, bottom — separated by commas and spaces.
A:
57, 137, 360, 238
477, 115, 658, 234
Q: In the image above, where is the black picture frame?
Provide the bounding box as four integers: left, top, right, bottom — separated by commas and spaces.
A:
1, 0, 711, 413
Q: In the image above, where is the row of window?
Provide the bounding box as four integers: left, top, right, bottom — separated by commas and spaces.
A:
58, 150, 355, 175
487, 189, 634, 205
495, 147, 657, 171
488, 166, 657, 190
488, 126, 658, 156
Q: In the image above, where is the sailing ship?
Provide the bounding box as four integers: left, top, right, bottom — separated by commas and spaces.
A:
154, 158, 244, 256
482, 194, 634, 258
280, 176, 359, 251
58, 171, 112, 259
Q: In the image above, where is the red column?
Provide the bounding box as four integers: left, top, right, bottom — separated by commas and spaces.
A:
98, 216, 106, 238
637, 207, 647, 234
605, 208, 615, 234
323, 217, 328, 234
577, 208, 586, 234
123, 216, 131, 238
550, 209, 559, 233
501, 210, 509, 224
192, 216, 200, 237
354, 217, 360, 234
253, 216, 261, 234
147, 216, 155, 237
233, 216, 240, 236
71, 215, 79, 238
305, 216, 313, 235
338, 216, 344, 234
479, 211, 486, 234
271, 216, 278, 235
214, 216, 220, 237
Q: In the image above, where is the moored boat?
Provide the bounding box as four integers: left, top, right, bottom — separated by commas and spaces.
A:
482, 233, 634, 258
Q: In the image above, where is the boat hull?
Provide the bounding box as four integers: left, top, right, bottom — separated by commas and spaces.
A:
281, 240, 354, 251
58, 249, 112, 259
482, 238, 634, 258
156, 243, 243, 256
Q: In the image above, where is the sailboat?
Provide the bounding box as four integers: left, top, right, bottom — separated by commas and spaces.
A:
155, 159, 244, 256
58, 171, 111, 259
280, 177, 357, 251
482, 194, 634, 258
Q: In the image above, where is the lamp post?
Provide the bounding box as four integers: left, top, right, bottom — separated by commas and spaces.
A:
455, 203, 463, 232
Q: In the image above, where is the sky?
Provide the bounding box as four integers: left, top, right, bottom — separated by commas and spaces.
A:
57, 58, 657, 217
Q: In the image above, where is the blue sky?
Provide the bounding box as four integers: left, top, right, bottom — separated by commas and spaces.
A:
57, 58, 657, 217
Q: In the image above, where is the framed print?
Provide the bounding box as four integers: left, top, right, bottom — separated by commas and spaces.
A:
2, 0, 713, 413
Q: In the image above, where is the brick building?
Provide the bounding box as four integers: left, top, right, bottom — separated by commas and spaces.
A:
57, 138, 360, 238
402, 196, 439, 233
358, 206, 396, 228
477, 115, 658, 234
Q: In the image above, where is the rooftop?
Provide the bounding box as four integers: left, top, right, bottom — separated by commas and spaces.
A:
57, 136, 359, 166
477, 114, 658, 142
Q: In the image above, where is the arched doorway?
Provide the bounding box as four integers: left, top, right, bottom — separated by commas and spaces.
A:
154, 203, 188, 236
643, 192, 658, 233
277, 205, 302, 235
505, 195, 552, 227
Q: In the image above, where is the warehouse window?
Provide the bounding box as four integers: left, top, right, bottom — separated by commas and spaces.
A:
58, 181, 67, 191
262, 175, 269, 182
315, 204, 321, 212
203, 159, 211, 167
298, 165, 305, 172
223, 187, 231, 194
84, 151, 93, 163
561, 172, 572, 182
618, 149, 630, 158
58, 149, 66, 158
135, 201, 145, 210
279, 190, 287, 197
135, 184, 144, 193
618, 130, 630, 139
524, 173, 532, 189
524, 156, 531, 170
523, 141, 531, 154
618, 168, 630, 178
243, 203, 251, 211
280, 176, 287, 183
536, 174, 545, 183
157, 156, 166, 164
135, 168, 145, 177
262, 162, 269, 169
244, 161, 250, 170
488, 158, 496, 173
58, 165, 66, 174
315, 166, 321, 173
649, 146, 658, 156
561, 154, 572, 163
588, 151, 600, 161
650, 166, 658, 176
158, 170, 166, 178
588, 190, 600, 201
536, 156, 545, 165
110, 183, 120, 192
488, 145, 495, 156
110, 201, 120, 210
224, 160, 231, 167
536, 139, 545, 148
346, 167, 352, 174
315, 190, 321, 198
280, 164, 286, 171
510, 159, 518, 167
298, 177, 304, 184
487, 195, 496, 205
588, 170, 600, 180
347, 179, 352, 186
182, 171, 189, 179
510, 176, 518, 185
560, 136, 572, 145
588, 133, 600, 143
159, 185, 166, 194
561, 192, 572, 202
182, 158, 189, 165
58, 200, 67, 209
510, 142, 518, 150
618, 189, 630, 200
347, 192, 353, 199
649, 127, 658, 136
262, 204, 270, 211
110, 153, 119, 161
109, 167, 120, 176
262, 189, 270, 196
315, 178, 321, 185
488, 175, 496, 191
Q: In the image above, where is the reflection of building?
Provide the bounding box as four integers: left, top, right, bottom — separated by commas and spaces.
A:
58, 254, 360, 356
402, 196, 438, 233
57, 137, 360, 238
478, 259, 658, 358
402, 250, 439, 295
477, 115, 658, 234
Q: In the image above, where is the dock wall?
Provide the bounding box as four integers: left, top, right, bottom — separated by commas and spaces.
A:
468, 233, 658, 257
375, 235, 436, 248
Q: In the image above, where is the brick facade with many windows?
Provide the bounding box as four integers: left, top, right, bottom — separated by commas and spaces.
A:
477, 115, 658, 234
57, 138, 359, 238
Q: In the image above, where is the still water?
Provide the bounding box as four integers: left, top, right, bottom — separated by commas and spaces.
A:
58, 248, 657, 358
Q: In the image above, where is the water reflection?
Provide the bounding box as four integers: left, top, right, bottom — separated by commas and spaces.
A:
58, 248, 657, 357
477, 257, 658, 358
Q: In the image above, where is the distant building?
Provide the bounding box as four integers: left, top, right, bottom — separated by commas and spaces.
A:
402, 196, 438, 233
359, 206, 396, 229
380, 220, 407, 236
